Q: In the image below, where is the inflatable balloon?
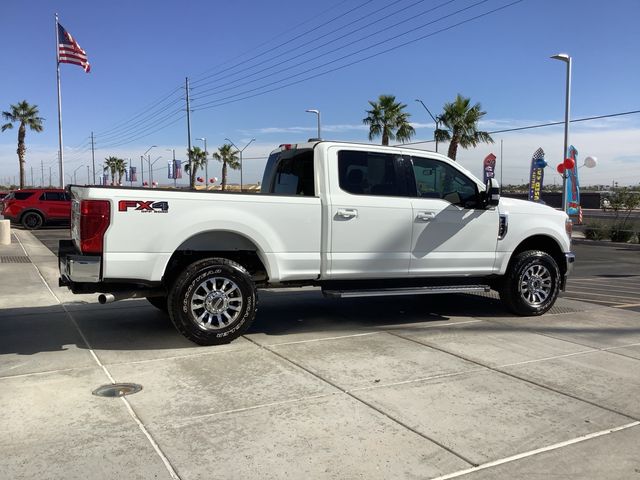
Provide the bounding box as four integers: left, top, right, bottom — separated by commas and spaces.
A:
556, 164, 565, 174
584, 156, 597, 168
563, 158, 575, 170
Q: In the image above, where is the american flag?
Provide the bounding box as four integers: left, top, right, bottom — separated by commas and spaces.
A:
57, 23, 90, 72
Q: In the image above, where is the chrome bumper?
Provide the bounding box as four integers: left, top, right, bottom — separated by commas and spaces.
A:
565, 252, 575, 275
58, 240, 101, 285
560, 252, 575, 290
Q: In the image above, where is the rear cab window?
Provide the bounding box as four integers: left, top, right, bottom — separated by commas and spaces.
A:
261, 148, 315, 196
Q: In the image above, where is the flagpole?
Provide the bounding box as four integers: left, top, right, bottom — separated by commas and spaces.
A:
55, 13, 65, 188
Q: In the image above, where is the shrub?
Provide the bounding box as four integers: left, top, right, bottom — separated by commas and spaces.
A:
583, 221, 608, 241
609, 224, 635, 243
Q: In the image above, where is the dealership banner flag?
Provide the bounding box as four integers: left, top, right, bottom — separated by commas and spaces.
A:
167, 161, 174, 179
566, 145, 581, 216
482, 153, 497, 183
129, 166, 137, 182
528, 148, 547, 202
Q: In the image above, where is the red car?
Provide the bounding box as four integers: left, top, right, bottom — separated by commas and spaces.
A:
1, 188, 71, 230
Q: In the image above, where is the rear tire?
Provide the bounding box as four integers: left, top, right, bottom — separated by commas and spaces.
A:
499, 250, 560, 316
22, 211, 44, 230
167, 258, 257, 345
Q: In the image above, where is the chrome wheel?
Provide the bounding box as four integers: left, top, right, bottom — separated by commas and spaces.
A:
519, 263, 552, 306
189, 277, 243, 331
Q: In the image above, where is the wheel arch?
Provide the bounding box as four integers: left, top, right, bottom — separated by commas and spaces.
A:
162, 230, 272, 287
19, 208, 45, 222
509, 234, 566, 275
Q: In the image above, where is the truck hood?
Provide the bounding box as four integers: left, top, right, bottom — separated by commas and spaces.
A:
498, 197, 567, 219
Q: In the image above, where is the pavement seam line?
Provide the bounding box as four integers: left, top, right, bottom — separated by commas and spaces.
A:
0, 365, 94, 381
15, 230, 182, 480
348, 367, 487, 392
243, 335, 478, 467
429, 421, 640, 480
388, 331, 640, 422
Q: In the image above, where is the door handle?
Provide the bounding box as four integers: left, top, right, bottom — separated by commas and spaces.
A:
336, 208, 358, 219
416, 211, 436, 221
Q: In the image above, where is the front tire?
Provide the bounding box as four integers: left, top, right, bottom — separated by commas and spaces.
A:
167, 258, 257, 345
22, 211, 44, 230
499, 250, 560, 316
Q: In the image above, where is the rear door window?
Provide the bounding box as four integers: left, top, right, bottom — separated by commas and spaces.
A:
338, 150, 404, 196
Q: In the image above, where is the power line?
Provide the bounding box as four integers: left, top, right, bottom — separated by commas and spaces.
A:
191, 0, 523, 111
190, 0, 374, 87
190, 0, 419, 97
96, 112, 185, 150
402, 109, 640, 146
92, 85, 182, 137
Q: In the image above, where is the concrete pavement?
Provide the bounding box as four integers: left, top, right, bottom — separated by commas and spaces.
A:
1, 229, 639, 479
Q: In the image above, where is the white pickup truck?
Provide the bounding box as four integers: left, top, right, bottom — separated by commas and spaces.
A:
59, 140, 574, 345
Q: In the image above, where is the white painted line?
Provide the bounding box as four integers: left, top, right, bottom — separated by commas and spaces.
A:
269, 331, 380, 346
565, 290, 640, 301
497, 349, 595, 368
566, 283, 640, 295
613, 303, 640, 308
431, 421, 640, 480
560, 296, 619, 305
15, 233, 182, 480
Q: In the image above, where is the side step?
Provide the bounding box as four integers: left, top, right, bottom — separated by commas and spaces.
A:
322, 285, 491, 299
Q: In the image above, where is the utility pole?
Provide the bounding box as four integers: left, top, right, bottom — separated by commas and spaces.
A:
41, 160, 44, 187
87, 165, 90, 184
140, 155, 144, 185
185, 77, 193, 188
91, 131, 96, 185
49, 166, 52, 186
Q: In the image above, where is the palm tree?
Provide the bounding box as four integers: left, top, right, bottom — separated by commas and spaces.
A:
212, 144, 240, 191
362, 94, 415, 146
103, 156, 126, 186
184, 147, 208, 188
434, 94, 494, 161
1, 101, 44, 188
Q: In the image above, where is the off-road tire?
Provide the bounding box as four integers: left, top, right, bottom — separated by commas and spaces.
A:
167, 257, 257, 345
499, 250, 560, 316
21, 211, 44, 230
146, 296, 168, 313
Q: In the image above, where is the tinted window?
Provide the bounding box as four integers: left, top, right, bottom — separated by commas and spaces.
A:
338, 150, 401, 196
411, 157, 479, 207
14, 192, 34, 200
261, 149, 314, 196
40, 192, 67, 201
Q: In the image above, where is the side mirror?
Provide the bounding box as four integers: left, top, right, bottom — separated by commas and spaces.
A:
484, 178, 500, 208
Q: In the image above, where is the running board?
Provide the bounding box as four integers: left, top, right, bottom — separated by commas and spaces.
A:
322, 285, 491, 299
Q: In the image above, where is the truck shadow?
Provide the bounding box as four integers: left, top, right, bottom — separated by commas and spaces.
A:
0, 290, 620, 358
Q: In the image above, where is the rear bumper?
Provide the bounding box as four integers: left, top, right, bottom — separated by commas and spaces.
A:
58, 239, 101, 285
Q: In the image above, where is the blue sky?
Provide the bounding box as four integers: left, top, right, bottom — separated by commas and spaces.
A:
1, 0, 639, 186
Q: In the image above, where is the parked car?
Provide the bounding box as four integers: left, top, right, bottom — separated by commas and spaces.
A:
1, 188, 71, 229
59, 141, 574, 345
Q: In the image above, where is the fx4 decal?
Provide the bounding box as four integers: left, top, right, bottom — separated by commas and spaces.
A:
118, 200, 169, 213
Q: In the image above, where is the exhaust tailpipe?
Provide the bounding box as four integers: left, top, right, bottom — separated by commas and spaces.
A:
98, 289, 164, 304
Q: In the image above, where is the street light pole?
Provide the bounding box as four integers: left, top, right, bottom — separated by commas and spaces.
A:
551, 53, 572, 214
73, 165, 83, 184
196, 138, 208, 189
142, 145, 157, 186
415, 99, 440, 153
225, 137, 256, 192
305, 109, 321, 139
149, 156, 162, 186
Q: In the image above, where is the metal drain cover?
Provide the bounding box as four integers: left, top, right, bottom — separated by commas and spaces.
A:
93, 383, 143, 397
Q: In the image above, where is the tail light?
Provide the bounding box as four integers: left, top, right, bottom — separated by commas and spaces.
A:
80, 200, 110, 254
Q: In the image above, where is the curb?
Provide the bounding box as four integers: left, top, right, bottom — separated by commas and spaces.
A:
572, 238, 640, 250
